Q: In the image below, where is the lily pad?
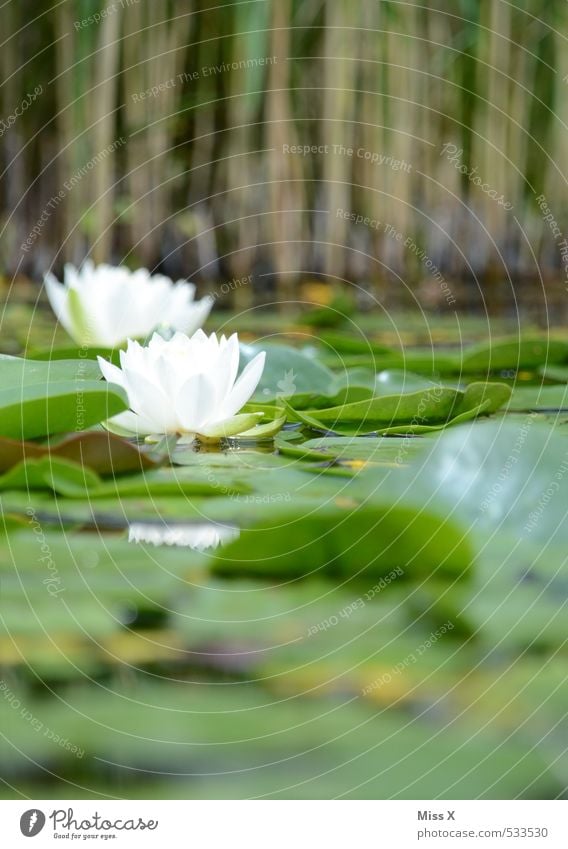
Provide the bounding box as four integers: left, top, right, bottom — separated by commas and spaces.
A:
508, 384, 568, 411
0, 456, 250, 498
25, 345, 120, 364
210, 503, 472, 580
360, 419, 568, 647
0, 355, 128, 439
240, 342, 336, 401
460, 337, 568, 372
0, 431, 158, 475
288, 382, 511, 436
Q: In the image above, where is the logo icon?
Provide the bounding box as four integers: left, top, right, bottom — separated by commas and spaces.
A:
20, 810, 45, 837
277, 369, 297, 397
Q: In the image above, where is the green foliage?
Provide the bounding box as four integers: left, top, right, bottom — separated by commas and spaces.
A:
1, 328, 568, 800
0, 355, 127, 439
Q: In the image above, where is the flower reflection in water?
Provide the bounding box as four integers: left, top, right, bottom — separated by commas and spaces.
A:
128, 522, 240, 551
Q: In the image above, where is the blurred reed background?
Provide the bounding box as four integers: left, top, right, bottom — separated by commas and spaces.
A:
1, 0, 566, 312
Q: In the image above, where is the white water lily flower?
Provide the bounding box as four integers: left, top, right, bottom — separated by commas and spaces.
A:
97, 330, 266, 441
44, 260, 213, 347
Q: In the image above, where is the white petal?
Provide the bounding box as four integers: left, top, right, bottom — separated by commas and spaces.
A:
96, 356, 126, 389
125, 370, 178, 432
172, 296, 213, 335
64, 263, 83, 289
105, 409, 155, 437
176, 372, 218, 432
219, 352, 266, 418
44, 273, 72, 335
189, 328, 209, 348
213, 332, 240, 402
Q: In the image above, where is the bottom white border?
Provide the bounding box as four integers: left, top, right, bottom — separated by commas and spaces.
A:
2, 800, 566, 847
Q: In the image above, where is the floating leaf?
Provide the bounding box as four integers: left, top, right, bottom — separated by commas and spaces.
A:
210, 503, 472, 580
364, 419, 568, 647
0, 355, 128, 439
0, 431, 157, 475
0, 456, 250, 498
240, 342, 336, 401
26, 345, 120, 364
460, 337, 568, 372
288, 382, 511, 435
508, 384, 568, 411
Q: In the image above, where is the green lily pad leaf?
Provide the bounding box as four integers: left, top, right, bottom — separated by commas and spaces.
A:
240, 342, 336, 401
288, 382, 510, 436
374, 369, 443, 395
372, 381, 510, 435
460, 337, 568, 372
377, 419, 568, 647
374, 399, 491, 435
276, 434, 426, 465
456, 381, 512, 414
285, 385, 375, 411
0, 354, 103, 382
508, 384, 568, 411
0, 382, 128, 440
94, 470, 248, 499
0, 431, 158, 475
0, 455, 101, 496
292, 387, 460, 428
315, 331, 394, 355
319, 336, 568, 376
210, 503, 472, 580
539, 364, 568, 383
26, 345, 120, 364
332, 367, 379, 390
274, 435, 340, 461
0, 354, 128, 439
0, 456, 250, 498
